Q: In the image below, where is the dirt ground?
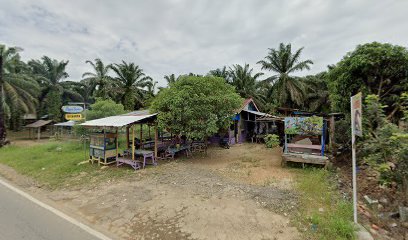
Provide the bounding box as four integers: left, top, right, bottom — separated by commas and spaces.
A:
1, 144, 301, 240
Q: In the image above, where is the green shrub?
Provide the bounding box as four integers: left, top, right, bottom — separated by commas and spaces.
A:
264, 134, 280, 148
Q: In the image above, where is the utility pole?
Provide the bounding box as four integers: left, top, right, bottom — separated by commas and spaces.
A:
0, 55, 7, 147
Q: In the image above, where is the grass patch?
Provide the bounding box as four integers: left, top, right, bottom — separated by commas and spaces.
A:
240, 155, 261, 167
0, 140, 133, 189
295, 169, 356, 239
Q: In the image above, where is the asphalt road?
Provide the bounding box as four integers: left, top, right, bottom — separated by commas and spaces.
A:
0, 179, 103, 240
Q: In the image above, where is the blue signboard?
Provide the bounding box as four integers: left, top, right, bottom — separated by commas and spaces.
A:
61, 105, 84, 113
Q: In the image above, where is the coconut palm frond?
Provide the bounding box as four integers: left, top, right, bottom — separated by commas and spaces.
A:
257, 43, 313, 108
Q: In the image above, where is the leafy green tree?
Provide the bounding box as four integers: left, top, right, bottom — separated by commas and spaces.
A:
0, 45, 39, 134
29, 56, 82, 121
86, 98, 126, 120
328, 42, 408, 120
151, 75, 242, 140
110, 61, 152, 110
257, 43, 313, 108
82, 59, 112, 99
360, 94, 408, 200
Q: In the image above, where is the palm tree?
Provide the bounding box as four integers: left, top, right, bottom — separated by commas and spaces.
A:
228, 64, 264, 102
303, 72, 330, 112
82, 59, 112, 99
257, 43, 313, 108
164, 74, 178, 86
146, 79, 157, 96
29, 56, 82, 120
0, 52, 5, 146
110, 61, 152, 110
0, 45, 40, 144
74, 79, 96, 105
208, 66, 230, 81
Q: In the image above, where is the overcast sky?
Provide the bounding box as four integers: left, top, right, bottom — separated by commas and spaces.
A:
1, 0, 407, 87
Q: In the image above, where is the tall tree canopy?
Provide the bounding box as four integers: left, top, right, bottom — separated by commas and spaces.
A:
110, 61, 152, 110
208, 66, 229, 80
164, 74, 178, 86
82, 58, 112, 99
29, 56, 82, 121
257, 43, 313, 108
303, 72, 331, 113
151, 75, 242, 140
0, 45, 39, 132
328, 42, 408, 120
228, 64, 264, 105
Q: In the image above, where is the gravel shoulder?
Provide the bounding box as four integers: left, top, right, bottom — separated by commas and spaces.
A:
1, 144, 301, 240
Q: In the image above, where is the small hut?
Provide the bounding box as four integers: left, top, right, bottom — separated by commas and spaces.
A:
25, 120, 53, 140
227, 98, 275, 144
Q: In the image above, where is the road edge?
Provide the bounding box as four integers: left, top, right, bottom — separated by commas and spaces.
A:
0, 177, 112, 240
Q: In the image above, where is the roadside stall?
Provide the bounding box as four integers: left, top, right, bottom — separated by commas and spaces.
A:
282, 116, 329, 167
81, 112, 159, 170
54, 120, 76, 137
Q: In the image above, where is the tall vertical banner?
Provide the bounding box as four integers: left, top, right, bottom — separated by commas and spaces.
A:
351, 92, 362, 223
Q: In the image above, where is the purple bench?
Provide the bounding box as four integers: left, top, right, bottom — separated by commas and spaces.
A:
116, 157, 142, 170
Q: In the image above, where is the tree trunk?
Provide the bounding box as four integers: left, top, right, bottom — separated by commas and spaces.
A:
0, 55, 7, 147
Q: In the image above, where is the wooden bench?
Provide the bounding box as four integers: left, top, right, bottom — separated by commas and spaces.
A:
287, 143, 321, 150
287, 143, 323, 155
282, 153, 329, 168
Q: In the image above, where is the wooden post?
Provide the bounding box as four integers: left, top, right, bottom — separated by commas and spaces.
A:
329, 115, 335, 153
115, 128, 119, 161
102, 128, 106, 166
126, 126, 130, 148
148, 125, 151, 139
140, 124, 143, 149
154, 123, 158, 159
266, 122, 269, 134
132, 127, 135, 161
37, 127, 41, 141
236, 119, 241, 143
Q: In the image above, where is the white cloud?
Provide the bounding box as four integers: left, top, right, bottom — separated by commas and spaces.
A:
0, 0, 407, 86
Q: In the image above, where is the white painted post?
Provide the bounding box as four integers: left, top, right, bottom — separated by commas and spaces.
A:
351, 97, 358, 224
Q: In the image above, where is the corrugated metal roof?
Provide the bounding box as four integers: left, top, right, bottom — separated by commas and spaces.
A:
237, 98, 260, 113
122, 110, 152, 116
54, 121, 76, 127
242, 109, 271, 117
80, 114, 157, 128
25, 120, 53, 128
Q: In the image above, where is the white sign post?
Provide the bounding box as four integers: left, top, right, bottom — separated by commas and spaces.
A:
351, 92, 362, 224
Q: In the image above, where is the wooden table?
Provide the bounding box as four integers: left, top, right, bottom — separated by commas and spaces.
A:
123, 149, 157, 168
165, 145, 191, 159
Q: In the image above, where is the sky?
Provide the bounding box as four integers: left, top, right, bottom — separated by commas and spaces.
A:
1, 0, 407, 87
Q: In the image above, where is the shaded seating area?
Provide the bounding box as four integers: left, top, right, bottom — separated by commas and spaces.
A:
81, 112, 159, 170
81, 111, 200, 170
53, 120, 76, 138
